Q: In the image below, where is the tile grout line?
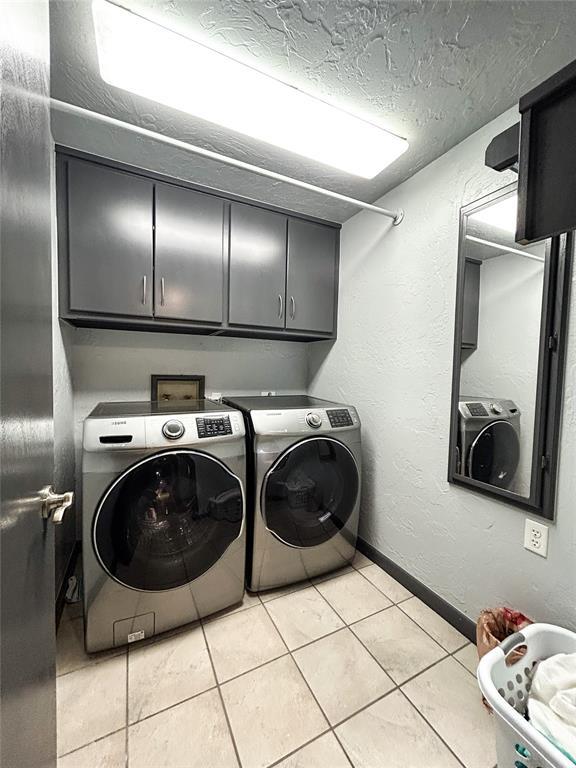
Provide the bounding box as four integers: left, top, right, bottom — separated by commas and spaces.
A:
260, 596, 342, 765
396, 599, 470, 654
330, 728, 357, 768
118, 683, 221, 729
57, 726, 127, 760
316, 566, 470, 662
397, 688, 468, 768
199, 617, 244, 768
56, 647, 126, 679
264, 727, 334, 768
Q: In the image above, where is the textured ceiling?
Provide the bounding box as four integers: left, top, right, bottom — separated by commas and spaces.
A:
50, 1, 576, 222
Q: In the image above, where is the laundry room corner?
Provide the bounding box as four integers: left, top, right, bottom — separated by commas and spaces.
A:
307, 105, 576, 629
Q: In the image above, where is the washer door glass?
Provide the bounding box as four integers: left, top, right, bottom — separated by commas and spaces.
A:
263, 438, 359, 548
94, 450, 243, 591
468, 421, 520, 489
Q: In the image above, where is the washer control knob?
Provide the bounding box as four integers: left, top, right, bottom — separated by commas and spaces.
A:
162, 419, 185, 440
306, 412, 322, 429
490, 403, 503, 415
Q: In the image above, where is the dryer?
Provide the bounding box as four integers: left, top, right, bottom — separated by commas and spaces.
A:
82, 400, 246, 652
457, 397, 521, 490
224, 395, 361, 591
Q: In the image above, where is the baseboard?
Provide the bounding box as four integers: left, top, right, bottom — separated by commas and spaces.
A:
56, 541, 81, 629
356, 537, 476, 644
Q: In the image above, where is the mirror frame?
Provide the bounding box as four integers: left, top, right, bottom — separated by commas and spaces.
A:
448, 182, 573, 519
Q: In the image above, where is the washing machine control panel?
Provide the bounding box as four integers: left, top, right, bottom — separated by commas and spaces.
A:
84, 411, 244, 451
327, 408, 353, 428
306, 412, 323, 428
162, 419, 185, 440
196, 415, 233, 438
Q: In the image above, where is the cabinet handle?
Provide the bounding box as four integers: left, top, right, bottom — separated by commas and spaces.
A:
142, 275, 147, 305
290, 296, 296, 319
278, 294, 283, 318
161, 277, 166, 306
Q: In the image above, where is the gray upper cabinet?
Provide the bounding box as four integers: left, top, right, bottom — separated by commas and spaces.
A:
286, 219, 337, 333
229, 204, 287, 329
67, 159, 153, 317
58, 150, 339, 340
462, 258, 480, 349
155, 184, 224, 324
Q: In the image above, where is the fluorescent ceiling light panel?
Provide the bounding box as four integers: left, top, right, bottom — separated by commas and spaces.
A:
92, 0, 408, 178
469, 194, 518, 233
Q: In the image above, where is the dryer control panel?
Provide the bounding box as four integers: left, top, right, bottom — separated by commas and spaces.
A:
251, 406, 360, 436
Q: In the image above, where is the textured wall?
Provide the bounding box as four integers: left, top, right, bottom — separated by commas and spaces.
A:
50, 0, 576, 222
460, 253, 545, 496
308, 106, 576, 628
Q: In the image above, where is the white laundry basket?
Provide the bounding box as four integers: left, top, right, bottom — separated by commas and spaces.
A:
477, 623, 576, 768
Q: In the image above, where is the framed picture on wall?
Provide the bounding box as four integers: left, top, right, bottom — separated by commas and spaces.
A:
150, 374, 205, 402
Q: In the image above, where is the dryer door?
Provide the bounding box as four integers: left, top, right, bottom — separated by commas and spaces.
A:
93, 450, 243, 591
262, 437, 359, 548
467, 421, 520, 489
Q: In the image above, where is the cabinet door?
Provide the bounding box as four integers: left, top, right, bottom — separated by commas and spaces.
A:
286, 219, 337, 333
229, 204, 287, 328
462, 258, 480, 349
155, 184, 224, 323
67, 159, 153, 316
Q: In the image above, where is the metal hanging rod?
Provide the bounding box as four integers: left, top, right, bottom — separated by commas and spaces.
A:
50, 99, 404, 225
465, 235, 544, 262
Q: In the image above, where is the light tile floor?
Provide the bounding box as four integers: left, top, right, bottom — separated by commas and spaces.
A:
56, 555, 496, 767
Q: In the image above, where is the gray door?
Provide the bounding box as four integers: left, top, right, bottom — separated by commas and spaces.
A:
155, 183, 224, 323
229, 203, 287, 328
67, 159, 154, 317
286, 219, 337, 334
1, 3, 59, 765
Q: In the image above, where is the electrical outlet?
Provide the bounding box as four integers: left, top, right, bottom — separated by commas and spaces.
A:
209, 392, 222, 403
523, 518, 549, 558
261, 390, 276, 396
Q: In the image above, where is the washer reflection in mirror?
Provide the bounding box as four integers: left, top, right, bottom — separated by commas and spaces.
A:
456, 185, 546, 498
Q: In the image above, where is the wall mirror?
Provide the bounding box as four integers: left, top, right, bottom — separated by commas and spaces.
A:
448, 182, 572, 518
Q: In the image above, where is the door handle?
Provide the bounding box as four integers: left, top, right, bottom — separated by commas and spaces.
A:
161, 277, 166, 306
142, 275, 147, 305
278, 294, 283, 318
290, 296, 296, 319
39, 486, 74, 525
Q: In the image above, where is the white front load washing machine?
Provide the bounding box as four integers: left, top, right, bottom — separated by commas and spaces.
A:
82, 401, 246, 652
223, 395, 361, 591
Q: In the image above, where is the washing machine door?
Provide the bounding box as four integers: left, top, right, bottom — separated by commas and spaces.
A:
262, 437, 359, 548
467, 421, 520, 489
93, 450, 243, 591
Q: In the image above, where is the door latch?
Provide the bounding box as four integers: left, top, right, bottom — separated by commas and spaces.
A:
39, 486, 74, 525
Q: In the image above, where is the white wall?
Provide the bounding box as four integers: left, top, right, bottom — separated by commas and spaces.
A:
460, 252, 544, 496
308, 106, 576, 629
